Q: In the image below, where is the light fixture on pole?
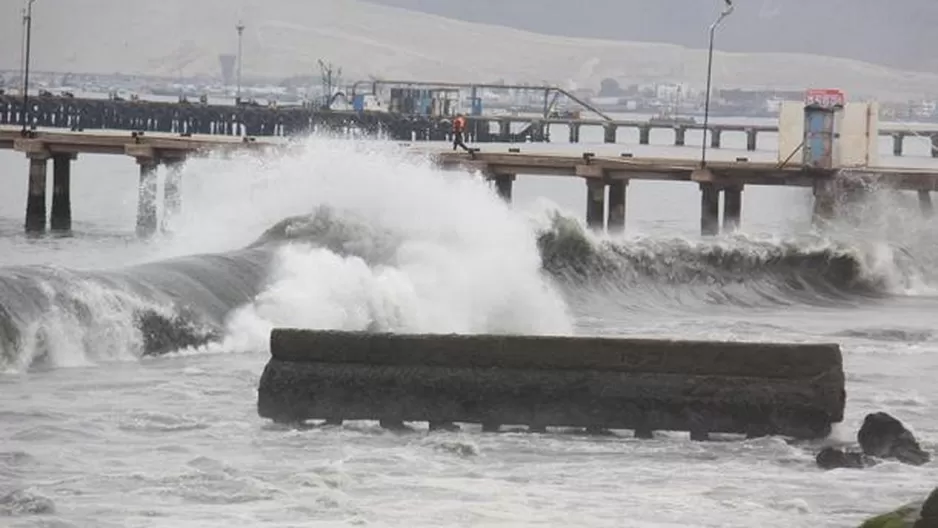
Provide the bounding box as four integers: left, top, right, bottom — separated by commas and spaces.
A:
236, 21, 245, 103
700, 0, 735, 168
21, 0, 36, 136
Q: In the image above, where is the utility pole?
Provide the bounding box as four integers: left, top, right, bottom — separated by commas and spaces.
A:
236, 21, 245, 103
21, 0, 36, 135
700, 0, 735, 168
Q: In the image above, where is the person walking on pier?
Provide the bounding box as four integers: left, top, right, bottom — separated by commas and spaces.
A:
452, 114, 470, 152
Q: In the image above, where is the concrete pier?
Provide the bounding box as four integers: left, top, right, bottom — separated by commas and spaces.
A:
136, 158, 159, 238
257, 329, 846, 439
723, 186, 742, 233
919, 190, 934, 217
25, 153, 48, 233
700, 183, 720, 236
51, 154, 74, 232
746, 129, 758, 151
607, 180, 627, 234
893, 134, 905, 157
585, 179, 605, 231
812, 180, 836, 225
710, 129, 722, 149
162, 158, 184, 231
489, 173, 514, 202
674, 127, 686, 147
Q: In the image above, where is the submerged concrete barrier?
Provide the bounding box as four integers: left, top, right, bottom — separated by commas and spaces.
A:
257, 329, 845, 439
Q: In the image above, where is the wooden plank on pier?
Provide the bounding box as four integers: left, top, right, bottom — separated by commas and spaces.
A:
257, 329, 846, 439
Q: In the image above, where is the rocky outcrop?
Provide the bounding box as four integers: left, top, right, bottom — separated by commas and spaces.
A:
816, 412, 930, 470
858, 412, 931, 466
858, 487, 938, 528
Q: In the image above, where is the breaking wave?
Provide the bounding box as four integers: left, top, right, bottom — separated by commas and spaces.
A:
0, 137, 934, 371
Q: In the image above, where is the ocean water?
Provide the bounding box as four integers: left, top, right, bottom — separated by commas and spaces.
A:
2, 123, 938, 527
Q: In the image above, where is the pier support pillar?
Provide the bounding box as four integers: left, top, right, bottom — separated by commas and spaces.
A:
919, 190, 934, 217
568, 124, 581, 144
893, 134, 905, 157
607, 180, 627, 234
746, 129, 758, 151
51, 153, 75, 232
722, 185, 742, 233
699, 183, 720, 236
639, 126, 651, 145
585, 180, 606, 231
603, 124, 617, 144
710, 129, 722, 149
931, 134, 938, 158
136, 157, 159, 238
25, 153, 49, 234
488, 173, 514, 203
674, 127, 686, 147
162, 158, 185, 232
812, 180, 836, 226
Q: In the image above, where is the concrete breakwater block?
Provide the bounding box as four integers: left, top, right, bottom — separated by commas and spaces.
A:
257, 329, 845, 439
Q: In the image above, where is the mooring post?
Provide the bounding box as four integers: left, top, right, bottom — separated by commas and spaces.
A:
699, 183, 720, 236
919, 190, 934, 217
162, 157, 185, 232
607, 179, 627, 234
50, 153, 75, 232
24, 152, 49, 233
136, 156, 160, 238
722, 185, 742, 233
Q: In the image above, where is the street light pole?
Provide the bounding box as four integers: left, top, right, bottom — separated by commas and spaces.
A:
21, 0, 36, 136
236, 21, 245, 103
700, 0, 735, 168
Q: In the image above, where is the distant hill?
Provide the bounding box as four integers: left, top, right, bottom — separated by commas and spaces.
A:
1, 0, 936, 101
369, 0, 938, 74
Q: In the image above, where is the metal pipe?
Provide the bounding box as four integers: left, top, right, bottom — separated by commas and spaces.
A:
21, 0, 35, 135
700, 0, 735, 168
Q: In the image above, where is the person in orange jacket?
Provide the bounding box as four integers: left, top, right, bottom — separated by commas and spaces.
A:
452, 114, 470, 152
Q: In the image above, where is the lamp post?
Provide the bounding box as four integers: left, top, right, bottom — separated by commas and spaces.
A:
21, 0, 36, 136
700, 0, 735, 168
236, 21, 245, 103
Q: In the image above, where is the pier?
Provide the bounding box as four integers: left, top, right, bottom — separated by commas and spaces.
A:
3, 109, 938, 237
1, 94, 936, 156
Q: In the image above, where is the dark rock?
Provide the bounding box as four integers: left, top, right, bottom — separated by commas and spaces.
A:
914, 488, 938, 528
858, 412, 931, 466
816, 446, 876, 470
